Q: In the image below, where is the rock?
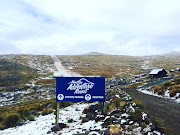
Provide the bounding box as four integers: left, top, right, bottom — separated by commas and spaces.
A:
150, 123, 156, 131
51, 125, 60, 132
95, 115, 105, 122
143, 117, 150, 125
87, 105, 103, 113
86, 113, 97, 120
47, 131, 51, 134
103, 130, 111, 135
112, 133, 121, 135
82, 117, 90, 123
59, 123, 67, 129
84, 131, 90, 135
102, 117, 115, 128
110, 110, 122, 116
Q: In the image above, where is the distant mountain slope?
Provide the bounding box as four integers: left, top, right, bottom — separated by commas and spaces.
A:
83, 52, 111, 56
1, 51, 180, 80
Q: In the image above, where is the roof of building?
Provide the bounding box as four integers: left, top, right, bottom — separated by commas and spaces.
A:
149, 69, 164, 74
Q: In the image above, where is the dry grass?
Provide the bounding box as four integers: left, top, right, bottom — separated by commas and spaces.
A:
151, 77, 180, 97
58, 55, 143, 78
35, 79, 56, 86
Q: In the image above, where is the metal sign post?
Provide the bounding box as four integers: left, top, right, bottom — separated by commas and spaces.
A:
55, 102, 60, 127
55, 77, 105, 126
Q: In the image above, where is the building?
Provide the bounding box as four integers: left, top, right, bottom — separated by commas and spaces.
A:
169, 69, 175, 72
149, 69, 167, 78
176, 68, 180, 72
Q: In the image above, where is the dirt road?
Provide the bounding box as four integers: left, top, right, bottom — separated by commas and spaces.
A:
122, 88, 180, 135
51, 55, 82, 77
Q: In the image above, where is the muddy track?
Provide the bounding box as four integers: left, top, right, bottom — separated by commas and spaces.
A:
122, 88, 180, 135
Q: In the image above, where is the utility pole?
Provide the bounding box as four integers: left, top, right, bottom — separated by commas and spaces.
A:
14, 60, 18, 101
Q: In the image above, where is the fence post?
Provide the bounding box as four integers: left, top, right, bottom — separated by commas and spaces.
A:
102, 102, 105, 113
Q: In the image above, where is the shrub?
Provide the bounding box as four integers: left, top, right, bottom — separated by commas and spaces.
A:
75, 108, 80, 111
41, 110, 48, 116
119, 101, 126, 108
152, 117, 164, 129
3, 114, 20, 128
163, 82, 171, 88
59, 102, 72, 108
133, 99, 145, 110
27, 115, 35, 121
68, 119, 73, 123
131, 109, 142, 122
169, 85, 180, 97
30, 110, 38, 116
41, 108, 54, 116
23, 109, 31, 117
141, 123, 147, 132
174, 78, 180, 84
17, 109, 30, 120
0, 122, 3, 130
0, 115, 4, 122
108, 104, 115, 112
152, 86, 165, 96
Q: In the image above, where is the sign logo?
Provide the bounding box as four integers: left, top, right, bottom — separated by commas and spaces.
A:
67, 78, 94, 94
57, 94, 64, 101
85, 94, 91, 101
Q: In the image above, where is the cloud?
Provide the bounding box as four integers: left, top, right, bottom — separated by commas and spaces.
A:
0, 39, 20, 54
0, 0, 180, 55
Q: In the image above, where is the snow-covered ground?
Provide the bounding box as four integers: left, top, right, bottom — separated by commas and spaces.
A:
137, 87, 180, 103
0, 102, 105, 135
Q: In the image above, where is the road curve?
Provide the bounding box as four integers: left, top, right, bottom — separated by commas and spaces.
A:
122, 88, 180, 135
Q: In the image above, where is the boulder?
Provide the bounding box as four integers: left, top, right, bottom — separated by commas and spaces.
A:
87, 105, 103, 113
51, 125, 60, 132
59, 123, 67, 129
110, 110, 122, 116
103, 130, 111, 135
82, 117, 90, 123
95, 115, 105, 122
102, 117, 115, 128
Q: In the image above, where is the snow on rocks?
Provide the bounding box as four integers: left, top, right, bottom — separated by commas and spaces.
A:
0, 102, 100, 135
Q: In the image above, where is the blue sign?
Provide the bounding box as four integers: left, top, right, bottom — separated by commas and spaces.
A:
56, 77, 105, 102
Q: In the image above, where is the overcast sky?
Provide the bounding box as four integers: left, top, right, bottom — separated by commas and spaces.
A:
0, 0, 180, 56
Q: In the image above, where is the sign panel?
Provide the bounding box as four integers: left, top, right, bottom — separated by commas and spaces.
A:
56, 77, 105, 102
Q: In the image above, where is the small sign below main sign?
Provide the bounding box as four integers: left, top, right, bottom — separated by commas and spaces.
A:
56, 77, 105, 102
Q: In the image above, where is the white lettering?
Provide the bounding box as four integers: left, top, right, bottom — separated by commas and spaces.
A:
67, 78, 95, 94
92, 96, 104, 99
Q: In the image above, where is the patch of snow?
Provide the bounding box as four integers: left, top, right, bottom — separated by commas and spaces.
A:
88, 131, 101, 135
121, 113, 128, 118
0, 102, 106, 135
129, 121, 134, 124
0, 114, 55, 135
142, 112, 147, 120
121, 119, 127, 124
137, 88, 180, 104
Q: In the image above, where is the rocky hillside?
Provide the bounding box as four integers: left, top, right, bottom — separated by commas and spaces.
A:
0, 88, 163, 135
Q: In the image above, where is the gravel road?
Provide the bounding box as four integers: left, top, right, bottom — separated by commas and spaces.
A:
122, 88, 180, 135
51, 55, 82, 77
